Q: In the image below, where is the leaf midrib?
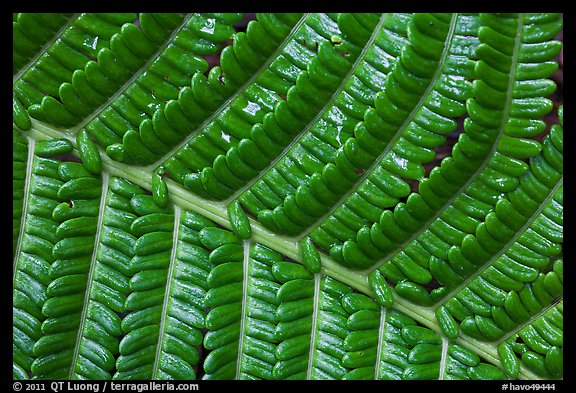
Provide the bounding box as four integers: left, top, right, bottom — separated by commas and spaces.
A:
374, 307, 387, 380
151, 206, 182, 379
21, 100, 550, 383
305, 273, 322, 379
235, 239, 252, 379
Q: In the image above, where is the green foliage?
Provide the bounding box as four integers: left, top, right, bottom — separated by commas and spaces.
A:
13, 12, 563, 381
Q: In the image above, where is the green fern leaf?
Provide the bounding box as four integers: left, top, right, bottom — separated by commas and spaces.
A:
13, 12, 563, 382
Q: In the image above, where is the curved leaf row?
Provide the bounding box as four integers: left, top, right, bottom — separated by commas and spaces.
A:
103, 13, 245, 164
114, 191, 176, 379
66, 177, 143, 380
13, 13, 136, 121
13, 13, 244, 164
13, 155, 63, 379
323, 13, 562, 275
306, 277, 353, 379
182, 13, 366, 199
13, 13, 75, 75
234, 243, 283, 380
30, 162, 102, 379
150, 12, 307, 180
271, 263, 361, 380
28, 13, 187, 127
143, 209, 218, 380
162, 13, 343, 195
237, 13, 411, 233
270, 262, 317, 379
310, 13, 477, 268
158, 12, 307, 183
117, 203, 219, 380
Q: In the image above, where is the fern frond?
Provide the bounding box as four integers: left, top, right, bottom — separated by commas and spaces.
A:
13, 12, 563, 382
319, 13, 479, 270
354, 13, 563, 307
239, 13, 412, 237
434, 106, 562, 342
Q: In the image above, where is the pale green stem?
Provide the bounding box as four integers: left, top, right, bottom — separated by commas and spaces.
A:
18, 119, 549, 380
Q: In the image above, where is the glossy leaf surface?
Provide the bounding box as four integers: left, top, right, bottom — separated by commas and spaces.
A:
13, 12, 562, 381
